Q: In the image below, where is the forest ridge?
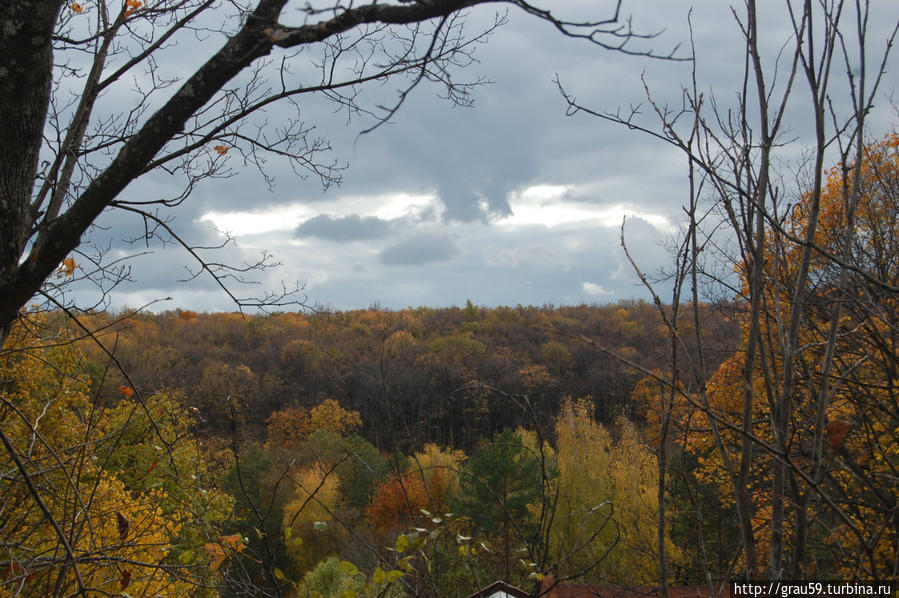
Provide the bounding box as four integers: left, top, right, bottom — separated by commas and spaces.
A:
75, 301, 737, 448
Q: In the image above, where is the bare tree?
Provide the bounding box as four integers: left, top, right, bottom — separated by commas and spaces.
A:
560, 0, 898, 583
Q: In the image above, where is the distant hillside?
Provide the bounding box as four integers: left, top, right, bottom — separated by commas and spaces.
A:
75, 300, 738, 450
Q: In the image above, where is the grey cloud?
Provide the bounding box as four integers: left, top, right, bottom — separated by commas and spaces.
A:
380, 232, 459, 266
613, 216, 671, 282
71, 1, 899, 314
296, 214, 393, 241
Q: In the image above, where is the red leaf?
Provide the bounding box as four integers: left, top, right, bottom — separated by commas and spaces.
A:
825, 420, 850, 448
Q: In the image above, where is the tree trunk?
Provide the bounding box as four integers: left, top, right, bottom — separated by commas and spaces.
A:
0, 0, 64, 341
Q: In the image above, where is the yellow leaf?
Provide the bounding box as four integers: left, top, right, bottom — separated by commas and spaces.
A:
118, 385, 134, 400
61, 257, 77, 277
213, 144, 228, 155
386, 569, 404, 583
397, 555, 415, 572
395, 533, 409, 554
70, 2, 83, 13
204, 543, 226, 571
338, 560, 360, 577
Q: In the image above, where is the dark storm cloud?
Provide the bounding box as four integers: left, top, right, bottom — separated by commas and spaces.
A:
324, 1, 702, 223
316, 6, 609, 222
296, 214, 393, 241
379, 233, 459, 266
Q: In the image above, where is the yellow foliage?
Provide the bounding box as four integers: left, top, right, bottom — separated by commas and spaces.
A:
518, 363, 553, 392
265, 404, 312, 454
545, 398, 682, 583
408, 442, 466, 500
0, 315, 228, 595
310, 399, 362, 435
691, 133, 899, 578
283, 467, 344, 572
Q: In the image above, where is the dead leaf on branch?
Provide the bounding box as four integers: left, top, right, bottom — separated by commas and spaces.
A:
825, 419, 850, 448
116, 511, 130, 542
60, 257, 77, 277
124, 0, 142, 17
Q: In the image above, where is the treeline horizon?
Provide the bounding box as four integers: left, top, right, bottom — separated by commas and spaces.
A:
70, 298, 739, 451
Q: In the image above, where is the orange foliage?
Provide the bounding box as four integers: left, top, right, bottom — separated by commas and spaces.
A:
691, 133, 899, 578
366, 444, 463, 539
265, 405, 312, 452
366, 468, 452, 538
124, 0, 141, 16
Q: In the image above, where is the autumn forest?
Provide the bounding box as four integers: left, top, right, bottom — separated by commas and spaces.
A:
3, 296, 744, 596
2, 0, 899, 597
6, 130, 899, 595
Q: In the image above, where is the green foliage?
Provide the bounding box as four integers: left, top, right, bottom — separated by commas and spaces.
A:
382, 514, 491, 597
296, 556, 365, 597
456, 429, 541, 534
463, 299, 479, 321
333, 434, 391, 509
97, 391, 233, 567
287, 430, 390, 510
428, 331, 487, 364
220, 442, 293, 589
539, 340, 573, 372
454, 429, 542, 585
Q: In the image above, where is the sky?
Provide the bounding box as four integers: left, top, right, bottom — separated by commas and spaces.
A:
73, 0, 899, 313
